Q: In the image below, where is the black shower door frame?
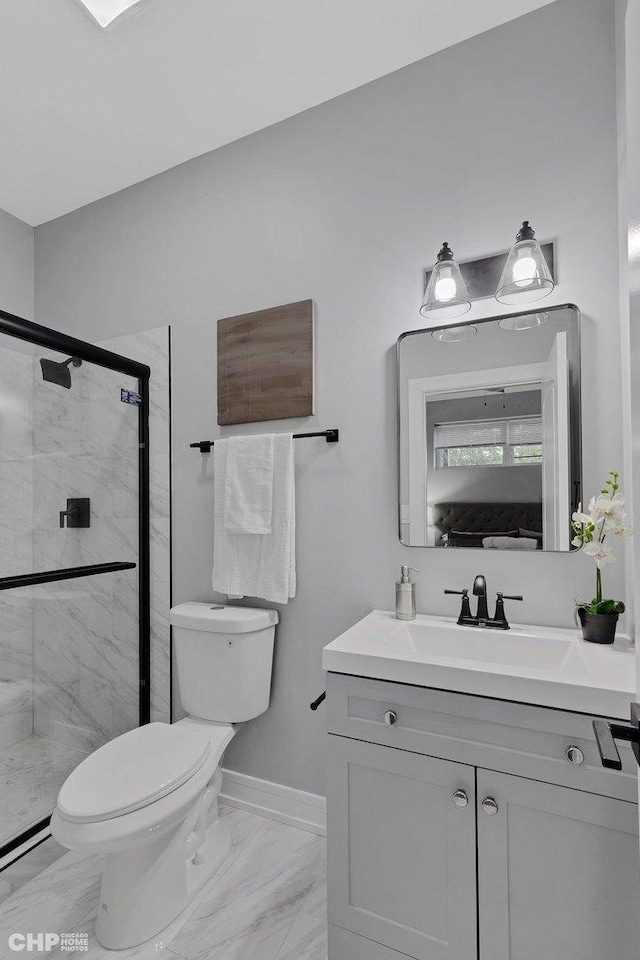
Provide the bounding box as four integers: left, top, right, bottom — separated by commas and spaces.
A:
0, 308, 151, 860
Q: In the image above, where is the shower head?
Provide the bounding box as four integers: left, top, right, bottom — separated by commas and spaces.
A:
40, 356, 82, 389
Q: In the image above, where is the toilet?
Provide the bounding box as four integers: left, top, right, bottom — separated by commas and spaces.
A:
51, 603, 278, 950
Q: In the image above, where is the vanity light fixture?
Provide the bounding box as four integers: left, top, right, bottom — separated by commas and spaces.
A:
431, 324, 477, 342
420, 243, 472, 320
495, 221, 554, 305
74, 0, 154, 29
498, 311, 550, 332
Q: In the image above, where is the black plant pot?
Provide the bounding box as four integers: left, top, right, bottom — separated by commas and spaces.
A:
578, 608, 618, 645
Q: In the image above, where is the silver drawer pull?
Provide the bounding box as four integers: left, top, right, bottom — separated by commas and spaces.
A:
452, 789, 469, 808
482, 797, 499, 816
384, 710, 398, 726
565, 744, 585, 765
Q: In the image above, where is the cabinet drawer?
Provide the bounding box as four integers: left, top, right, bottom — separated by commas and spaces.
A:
326, 673, 638, 802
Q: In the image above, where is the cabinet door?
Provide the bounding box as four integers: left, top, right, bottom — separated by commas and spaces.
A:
327, 735, 477, 960
477, 769, 640, 960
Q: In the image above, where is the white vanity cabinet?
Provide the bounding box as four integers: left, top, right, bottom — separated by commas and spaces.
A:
326, 673, 640, 960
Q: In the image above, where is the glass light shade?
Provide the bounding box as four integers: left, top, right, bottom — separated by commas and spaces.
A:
496, 222, 554, 305
498, 312, 550, 331
431, 324, 477, 342
420, 244, 471, 320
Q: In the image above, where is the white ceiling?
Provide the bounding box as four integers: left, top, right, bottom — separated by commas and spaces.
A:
0, 0, 556, 225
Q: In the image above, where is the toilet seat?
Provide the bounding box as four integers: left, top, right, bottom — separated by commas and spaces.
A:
57, 722, 212, 823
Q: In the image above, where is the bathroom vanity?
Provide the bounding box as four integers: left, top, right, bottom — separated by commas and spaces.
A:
323, 612, 640, 960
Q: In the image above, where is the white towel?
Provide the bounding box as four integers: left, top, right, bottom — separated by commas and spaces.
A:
483, 536, 538, 550
224, 434, 275, 534
212, 434, 296, 604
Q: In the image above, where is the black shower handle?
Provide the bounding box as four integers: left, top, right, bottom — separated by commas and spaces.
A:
59, 498, 91, 529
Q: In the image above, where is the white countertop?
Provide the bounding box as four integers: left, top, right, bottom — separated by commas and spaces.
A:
322, 610, 637, 720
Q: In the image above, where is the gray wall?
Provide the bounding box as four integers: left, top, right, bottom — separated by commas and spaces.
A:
0, 207, 33, 320
34, 0, 622, 795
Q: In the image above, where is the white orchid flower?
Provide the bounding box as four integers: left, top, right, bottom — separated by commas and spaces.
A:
611, 523, 633, 541
583, 540, 616, 569
591, 493, 626, 526
571, 502, 592, 526
571, 535, 583, 547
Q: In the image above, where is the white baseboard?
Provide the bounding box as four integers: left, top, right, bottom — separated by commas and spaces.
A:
220, 768, 326, 837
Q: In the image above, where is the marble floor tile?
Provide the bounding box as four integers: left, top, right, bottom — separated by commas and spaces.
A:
33, 848, 103, 916
0, 838, 67, 904
170, 819, 325, 960
0, 808, 328, 960
275, 910, 328, 960
0, 735, 89, 849
0, 882, 93, 959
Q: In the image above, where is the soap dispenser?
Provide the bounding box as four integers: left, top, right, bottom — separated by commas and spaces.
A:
396, 565, 418, 621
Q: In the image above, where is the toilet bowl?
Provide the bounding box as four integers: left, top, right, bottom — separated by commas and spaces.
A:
52, 603, 278, 950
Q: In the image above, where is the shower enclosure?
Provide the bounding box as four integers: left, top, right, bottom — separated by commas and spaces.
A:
0, 308, 150, 859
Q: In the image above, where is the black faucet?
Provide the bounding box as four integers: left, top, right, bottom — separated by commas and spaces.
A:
445, 575, 523, 630
473, 574, 489, 621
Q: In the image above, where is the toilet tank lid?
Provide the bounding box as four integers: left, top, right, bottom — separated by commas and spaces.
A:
170, 602, 279, 633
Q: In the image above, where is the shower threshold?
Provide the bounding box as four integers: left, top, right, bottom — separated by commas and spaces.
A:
0, 736, 89, 852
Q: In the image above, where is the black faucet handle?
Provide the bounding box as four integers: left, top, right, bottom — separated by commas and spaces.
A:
445, 588, 472, 623
493, 592, 523, 630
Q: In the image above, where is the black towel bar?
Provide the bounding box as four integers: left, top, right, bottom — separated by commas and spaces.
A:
190, 430, 339, 453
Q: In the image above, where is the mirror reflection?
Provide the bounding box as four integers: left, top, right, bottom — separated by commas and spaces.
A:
397, 305, 581, 551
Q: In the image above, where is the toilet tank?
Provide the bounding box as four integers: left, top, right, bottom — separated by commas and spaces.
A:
169, 603, 279, 723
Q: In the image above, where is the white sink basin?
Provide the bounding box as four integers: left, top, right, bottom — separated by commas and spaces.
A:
322, 611, 636, 719
383, 620, 572, 671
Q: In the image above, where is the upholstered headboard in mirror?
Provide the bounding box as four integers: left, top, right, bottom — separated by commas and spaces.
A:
432, 502, 543, 548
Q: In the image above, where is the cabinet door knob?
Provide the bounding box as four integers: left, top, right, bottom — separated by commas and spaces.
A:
384, 710, 398, 726
452, 789, 469, 808
565, 744, 585, 765
482, 797, 499, 816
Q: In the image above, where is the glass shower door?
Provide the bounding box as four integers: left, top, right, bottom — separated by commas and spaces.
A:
0, 318, 150, 857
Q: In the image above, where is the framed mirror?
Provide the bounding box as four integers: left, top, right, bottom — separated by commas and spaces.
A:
397, 304, 581, 551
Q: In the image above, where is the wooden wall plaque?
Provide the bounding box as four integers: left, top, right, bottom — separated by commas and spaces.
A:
217, 299, 315, 425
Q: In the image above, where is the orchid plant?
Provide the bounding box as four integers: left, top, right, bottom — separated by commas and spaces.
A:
571, 470, 632, 617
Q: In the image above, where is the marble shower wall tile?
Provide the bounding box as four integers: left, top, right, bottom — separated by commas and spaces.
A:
150, 453, 170, 519
150, 579, 170, 720
33, 452, 116, 525
33, 673, 113, 754
0, 346, 34, 741
0, 591, 33, 685
107, 327, 171, 723
27, 325, 170, 760
0, 681, 33, 749
0, 347, 35, 463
